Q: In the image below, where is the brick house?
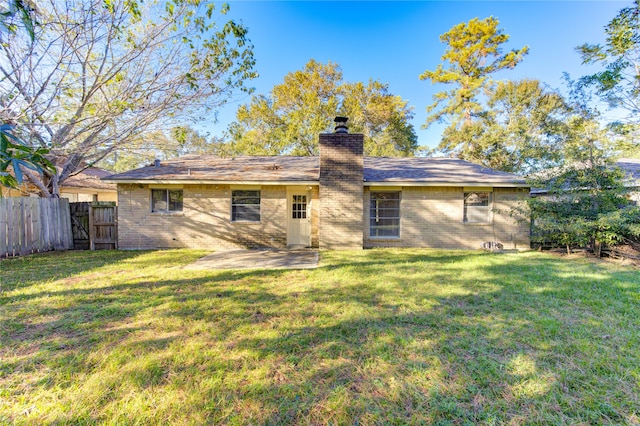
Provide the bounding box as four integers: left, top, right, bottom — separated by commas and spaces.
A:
105, 118, 530, 250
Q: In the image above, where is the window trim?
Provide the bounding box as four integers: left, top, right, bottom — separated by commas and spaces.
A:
463, 191, 492, 224
369, 191, 401, 239
231, 189, 261, 222
150, 188, 183, 213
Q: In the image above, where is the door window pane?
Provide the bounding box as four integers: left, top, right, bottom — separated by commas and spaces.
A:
292, 195, 307, 219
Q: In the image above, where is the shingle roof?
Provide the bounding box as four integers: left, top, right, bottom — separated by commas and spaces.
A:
364, 157, 526, 184
616, 158, 640, 183
104, 155, 319, 182
65, 167, 117, 191
104, 154, 527, 186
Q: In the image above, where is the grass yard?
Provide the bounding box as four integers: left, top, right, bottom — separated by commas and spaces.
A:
1, 249, 639, 425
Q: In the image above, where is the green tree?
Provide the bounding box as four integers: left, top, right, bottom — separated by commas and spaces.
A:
1, 0, 256, 197
0, 124, 54, 191
577, 0, 639, 155
562, 73, 619, 164
420, 16, 529, 157
0, 2, 50, 191
439, 79, 570, 174
99, 126, 228, 172
228, 60, 418, 156
527, 161, 640, 256
0, 0, 35, 41
341, 81, 419, 156
577, 0, 639, 121
522, 76, 639, 256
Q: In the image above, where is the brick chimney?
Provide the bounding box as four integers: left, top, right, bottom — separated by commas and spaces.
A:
319, 117, 364, 250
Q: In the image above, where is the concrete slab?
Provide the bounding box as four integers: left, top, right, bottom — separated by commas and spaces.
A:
185, 249, 319, 270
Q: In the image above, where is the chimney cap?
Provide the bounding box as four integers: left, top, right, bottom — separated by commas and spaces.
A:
334, 116, 348, 133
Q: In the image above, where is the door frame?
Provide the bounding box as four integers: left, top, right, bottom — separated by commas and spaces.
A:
286, 186, 312, 247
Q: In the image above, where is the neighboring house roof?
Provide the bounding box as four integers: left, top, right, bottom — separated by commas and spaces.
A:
616, 158, 640, 186
530, 158, 640, 195
64, 167, 117, 191
104, 155, 528, 187
3, 165, 116, 196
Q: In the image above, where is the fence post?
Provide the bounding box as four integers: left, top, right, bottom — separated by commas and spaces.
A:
60, 198, 72, 250
89, 204, 95, 251
0, 198, 7, 257
114, 205, 118, 249
13, 198, 22, 256
24, 198, 33, 255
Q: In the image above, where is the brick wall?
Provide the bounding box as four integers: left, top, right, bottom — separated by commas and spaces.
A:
319, 132, 364, 250
364, 186, 530, 250
116, 170, 529, 251
116, 184, 320, 250
310, 185, 320, 248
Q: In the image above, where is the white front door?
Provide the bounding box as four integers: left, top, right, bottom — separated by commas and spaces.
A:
287, 191, 311, 247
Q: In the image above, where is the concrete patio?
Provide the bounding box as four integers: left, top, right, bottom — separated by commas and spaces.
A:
185, 249, 319, 270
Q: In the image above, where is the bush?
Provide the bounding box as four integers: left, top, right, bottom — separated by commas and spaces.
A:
528, 161, 640, 255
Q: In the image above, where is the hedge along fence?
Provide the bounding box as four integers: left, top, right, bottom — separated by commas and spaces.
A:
0, 197, 73, 258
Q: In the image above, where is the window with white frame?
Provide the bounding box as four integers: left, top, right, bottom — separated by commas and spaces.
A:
231, 190, 261, 222
464, 192, 491, 223
151, 189, 183, 213
370, 191, 400, 237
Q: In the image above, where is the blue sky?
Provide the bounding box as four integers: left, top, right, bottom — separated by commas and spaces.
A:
208, 1, 628, 149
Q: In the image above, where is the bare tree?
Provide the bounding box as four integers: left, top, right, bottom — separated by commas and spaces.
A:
0, 0, 256, 196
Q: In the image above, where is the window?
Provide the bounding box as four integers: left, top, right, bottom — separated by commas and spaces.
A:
232, 190, 260, 222
292, 195, 307, 219
464, 192, 491, 223
370, 191, 400, 238
151, 189, 183, 212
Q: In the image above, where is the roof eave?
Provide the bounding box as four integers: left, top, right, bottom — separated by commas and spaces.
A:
105, 179, 320, 186
105, 179, 529, 188
363, 181, 529, 188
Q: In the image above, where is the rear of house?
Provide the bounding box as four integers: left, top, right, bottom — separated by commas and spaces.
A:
105, 121, 530, 250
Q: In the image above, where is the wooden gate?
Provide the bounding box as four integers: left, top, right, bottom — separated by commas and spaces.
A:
70, 202, 90, 250
70, 202, 117, 250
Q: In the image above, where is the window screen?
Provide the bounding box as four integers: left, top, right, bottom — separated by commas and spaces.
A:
464, 192, 491, 223
370, 192, 400, 237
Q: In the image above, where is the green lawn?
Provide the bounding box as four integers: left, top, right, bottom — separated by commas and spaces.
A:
1, 249, 639, 425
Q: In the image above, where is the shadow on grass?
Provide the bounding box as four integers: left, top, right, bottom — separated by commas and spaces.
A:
0, 250, 151, 289
224, 273, 637, 423
2, 249, 639, 424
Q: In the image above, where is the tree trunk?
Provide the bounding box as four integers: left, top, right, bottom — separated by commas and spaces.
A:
594, 240, 602, 258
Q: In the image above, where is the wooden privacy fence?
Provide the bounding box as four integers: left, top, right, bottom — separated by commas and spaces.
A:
0, 197, 73, 258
